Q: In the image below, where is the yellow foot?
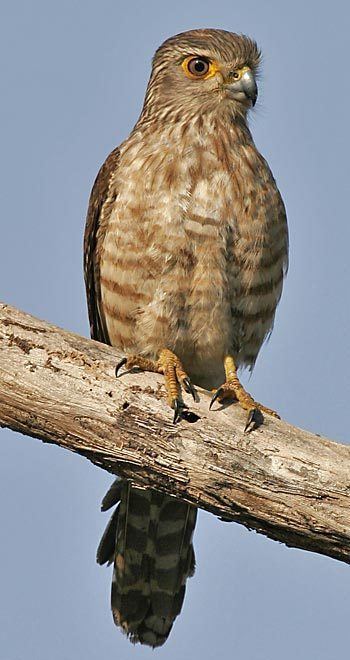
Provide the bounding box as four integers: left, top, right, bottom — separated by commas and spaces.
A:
115, 349, 196, 424
209, 355, 280, 432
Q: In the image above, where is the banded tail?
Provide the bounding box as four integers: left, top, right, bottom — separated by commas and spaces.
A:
97, 478, 197, 647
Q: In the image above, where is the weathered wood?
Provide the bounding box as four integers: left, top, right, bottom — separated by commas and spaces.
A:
0, 301, 349, 564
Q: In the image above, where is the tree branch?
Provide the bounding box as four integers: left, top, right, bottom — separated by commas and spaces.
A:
0, 302, 349, 564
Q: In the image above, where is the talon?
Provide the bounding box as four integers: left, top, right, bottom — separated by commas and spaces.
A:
244, 407, 263, 433
115, 357, 127, 378
182, 377, 197, 401
114, 349, 197, 423
209, 387, 224, 410
173, 399, 188, 424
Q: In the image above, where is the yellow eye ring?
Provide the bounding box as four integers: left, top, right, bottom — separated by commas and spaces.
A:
182, 56, 218, 80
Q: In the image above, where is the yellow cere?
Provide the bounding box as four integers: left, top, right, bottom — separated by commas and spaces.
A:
234, 65, 251, 80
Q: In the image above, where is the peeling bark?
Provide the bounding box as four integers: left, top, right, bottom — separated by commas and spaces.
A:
0, 302, 349, 564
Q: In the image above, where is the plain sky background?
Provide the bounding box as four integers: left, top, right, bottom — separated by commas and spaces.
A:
1, 1, 350, 659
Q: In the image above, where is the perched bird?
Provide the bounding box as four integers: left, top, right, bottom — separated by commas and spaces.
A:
84, 28, 288, 647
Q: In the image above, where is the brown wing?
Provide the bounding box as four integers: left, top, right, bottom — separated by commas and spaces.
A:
83, 146, 120, 343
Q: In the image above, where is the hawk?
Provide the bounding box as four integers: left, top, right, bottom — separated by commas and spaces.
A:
84, 28, 288, 647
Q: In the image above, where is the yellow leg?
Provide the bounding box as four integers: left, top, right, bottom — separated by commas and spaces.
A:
115, 349, 196, 423
210, 355, 280, 431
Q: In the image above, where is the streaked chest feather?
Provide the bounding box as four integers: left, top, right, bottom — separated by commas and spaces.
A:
100, 120, 288, 387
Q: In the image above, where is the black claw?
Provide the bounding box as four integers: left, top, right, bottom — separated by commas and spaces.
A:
115, 357, 127, 378
173, 399, 188, 424
209, 387, 224, 410
183, 377, 197, 401
244, 407, 263, 433
173, 400, 181, 424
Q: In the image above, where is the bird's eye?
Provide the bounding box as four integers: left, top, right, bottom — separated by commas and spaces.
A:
186, 57, 210, 77
232, 71, 240, 80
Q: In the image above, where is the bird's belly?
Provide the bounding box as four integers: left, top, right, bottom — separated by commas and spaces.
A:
100, 213, 233, 388
101, 226, 285, 389
100, 157, 287, 389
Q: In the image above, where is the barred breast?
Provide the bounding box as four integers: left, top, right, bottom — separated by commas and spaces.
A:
99, 116, 288, 389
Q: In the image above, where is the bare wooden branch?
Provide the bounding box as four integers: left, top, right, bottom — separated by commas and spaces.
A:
0, 301, 349, 564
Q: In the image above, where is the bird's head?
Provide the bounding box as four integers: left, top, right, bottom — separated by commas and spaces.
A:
141, 29, 261, 123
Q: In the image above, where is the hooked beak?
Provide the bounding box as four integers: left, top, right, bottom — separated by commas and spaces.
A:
225, 68, 258, 107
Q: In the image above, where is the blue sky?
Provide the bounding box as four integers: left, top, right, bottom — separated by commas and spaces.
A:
1, 1, 349, 659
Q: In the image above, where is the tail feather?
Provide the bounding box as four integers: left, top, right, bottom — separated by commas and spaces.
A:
112, 485, 154, 635
101, 478, 123, 512
188, 545, 196, 577
96, 504, 119, 565
98, 480, 197, 647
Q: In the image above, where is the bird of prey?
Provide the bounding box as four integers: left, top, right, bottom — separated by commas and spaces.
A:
84, 28, 288, 647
